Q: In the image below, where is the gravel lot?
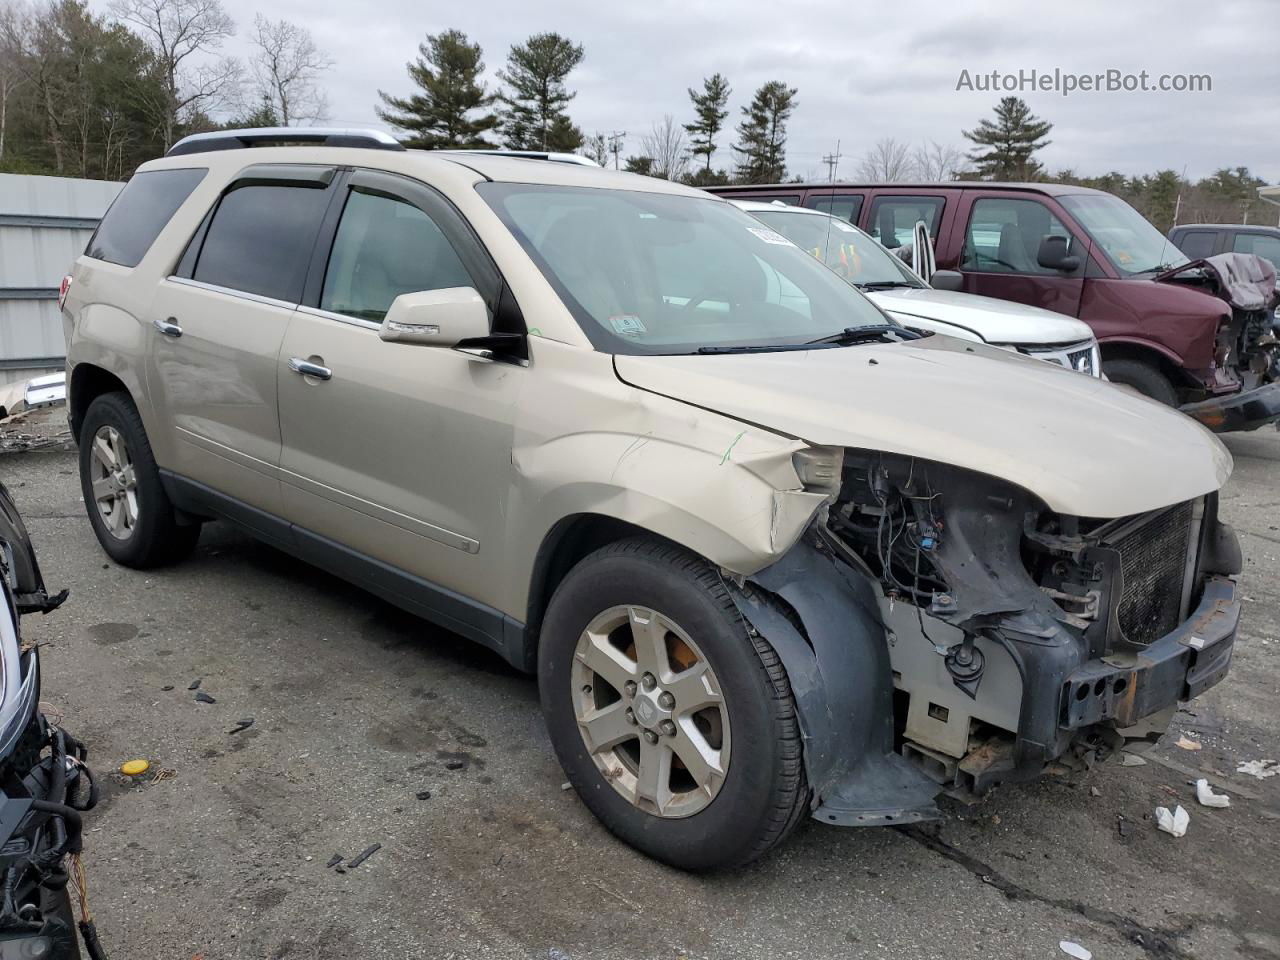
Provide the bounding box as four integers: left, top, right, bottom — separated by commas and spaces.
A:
2, 431, 1278, 960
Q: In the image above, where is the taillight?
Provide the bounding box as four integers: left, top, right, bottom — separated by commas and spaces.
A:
57, 275, 72, 311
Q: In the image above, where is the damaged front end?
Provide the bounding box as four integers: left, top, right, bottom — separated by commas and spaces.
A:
723, 449, 1241, 825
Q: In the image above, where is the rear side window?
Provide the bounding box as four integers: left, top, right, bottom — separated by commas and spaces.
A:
86, 168, 206, 267
193, 183, 330, 302
867, 195, 945, 249
804, 193, 864, 224
1232, 233, 1280, 271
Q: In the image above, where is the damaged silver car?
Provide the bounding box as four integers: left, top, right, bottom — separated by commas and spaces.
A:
62, 129, 1241, 870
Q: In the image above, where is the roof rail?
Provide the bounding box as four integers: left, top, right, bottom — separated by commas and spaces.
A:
167, 127, 405, 157
435, 149, 598, 167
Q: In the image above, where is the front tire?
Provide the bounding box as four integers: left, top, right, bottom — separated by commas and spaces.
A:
539, 537, 809, 870
78, 392, 200, 568
1104, 358, 1179, 406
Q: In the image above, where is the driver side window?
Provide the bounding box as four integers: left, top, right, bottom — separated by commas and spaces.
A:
962, 198, 1073, 276
321, 189, 472, 322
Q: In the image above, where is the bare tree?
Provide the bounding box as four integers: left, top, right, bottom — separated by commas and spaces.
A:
248, 14, 330, 126
639, 115, 688, 181
110, 0, 239, 149
913, 140, 966, 181
0, 4, 24, 162
855, 137, 914, 182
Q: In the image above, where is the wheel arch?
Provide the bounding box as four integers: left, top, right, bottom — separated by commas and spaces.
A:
69, 363, 131, 441
1098, 338, 1196, 390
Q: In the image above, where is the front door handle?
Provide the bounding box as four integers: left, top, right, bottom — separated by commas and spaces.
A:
152, 317, 182, 337
288, 357, 332, 381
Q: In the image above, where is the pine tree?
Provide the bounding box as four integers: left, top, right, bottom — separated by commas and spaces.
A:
962, 97, 1052, 181
684, 73, 730, 173
496, 32, 584, 151
376, 29, 497, 149
732, 81, 796, 184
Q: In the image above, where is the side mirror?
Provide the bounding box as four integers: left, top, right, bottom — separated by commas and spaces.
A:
930, 269, 964, 292
1037, 235, 1081, 272
378, 287, 490, 347
910, 220, 936, 283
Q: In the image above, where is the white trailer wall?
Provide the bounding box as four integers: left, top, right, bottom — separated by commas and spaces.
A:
0, 174, 123, 389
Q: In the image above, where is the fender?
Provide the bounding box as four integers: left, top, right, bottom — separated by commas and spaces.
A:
1097, 333, 1190, 370
721, 530, 940, 826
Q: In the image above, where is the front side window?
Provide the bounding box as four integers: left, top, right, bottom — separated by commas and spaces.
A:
193, 182, 330, 302
1059, 194, 1188, 275
962, 197, 1075, 275
1176, 230, 1218, 260
86, 168, 206, 267
1232, 233, 1280, 272
751, 209, 924, 289
320, 190, 472, 322
867, 196, 944, 250
478, 184, 890, 355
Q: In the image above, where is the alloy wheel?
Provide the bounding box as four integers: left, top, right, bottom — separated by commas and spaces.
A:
89, 424, 139, 540
571, 605, 731, 818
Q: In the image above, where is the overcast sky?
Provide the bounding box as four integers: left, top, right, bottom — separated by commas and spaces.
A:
191, 0, 1280, 183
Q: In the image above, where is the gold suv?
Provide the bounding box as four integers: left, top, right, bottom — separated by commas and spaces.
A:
61, 128, 1242, 870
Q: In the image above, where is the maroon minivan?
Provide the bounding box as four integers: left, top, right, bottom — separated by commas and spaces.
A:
709, 182, 1280, 431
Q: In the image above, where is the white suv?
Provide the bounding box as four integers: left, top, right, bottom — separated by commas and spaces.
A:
61, 128, 1241, 870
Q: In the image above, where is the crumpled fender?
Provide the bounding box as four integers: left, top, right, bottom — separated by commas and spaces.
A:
721, 531, 940, 826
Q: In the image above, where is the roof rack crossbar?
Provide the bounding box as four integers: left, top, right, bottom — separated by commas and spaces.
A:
166, 127, 405, 157
433, 149, 598, 167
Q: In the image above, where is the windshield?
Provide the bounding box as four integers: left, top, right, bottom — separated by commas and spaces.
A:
1059, 194, 1189, 275
750, 209, 926, 289
478, 183, 893, 354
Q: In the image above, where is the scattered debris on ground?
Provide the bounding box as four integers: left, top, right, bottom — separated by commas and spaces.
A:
227, 718, 254, 735
1236, 759, 1279, 779
188, 679, 202, 690
1058, 941, 1092, 960
120, 759, 150, 777
1156, 805, 1190, 837
416, 790, 431, 800
347, 844, 381, 869
194, 691, 216, 704
1174, 735, 1202, 751
325, 855, 343, 868
0, 401, 73, 453
1119, 753, 1147, 766
1195, 779, 1231, 808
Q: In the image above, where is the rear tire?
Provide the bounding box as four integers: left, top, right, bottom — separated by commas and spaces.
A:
78, 392, 200, 568
1104, 358, 1178, 406
539, 537, 809, 870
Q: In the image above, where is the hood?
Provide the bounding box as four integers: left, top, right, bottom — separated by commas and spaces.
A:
615, 335, 1231, 519
866, 288, 1093, 346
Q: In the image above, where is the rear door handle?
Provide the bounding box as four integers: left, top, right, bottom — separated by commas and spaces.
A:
152, 317, 182, 337
288, 357, 332, 381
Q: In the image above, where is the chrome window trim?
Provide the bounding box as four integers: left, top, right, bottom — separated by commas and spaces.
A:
165, 275, 297, 311
295, 304, 381, 332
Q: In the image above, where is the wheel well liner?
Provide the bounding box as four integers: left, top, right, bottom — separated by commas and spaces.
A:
69, 364, 129, 440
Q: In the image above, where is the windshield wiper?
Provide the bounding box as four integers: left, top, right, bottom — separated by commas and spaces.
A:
695, 342, 828, 355
806, 323, 922, 346
856, 281, 917, 290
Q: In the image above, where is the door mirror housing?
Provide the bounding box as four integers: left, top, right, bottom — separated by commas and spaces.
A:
930, 269, 964, 292
910, 220, 936, 283
1037, 235, 1081, 272
378, 287, 490, 347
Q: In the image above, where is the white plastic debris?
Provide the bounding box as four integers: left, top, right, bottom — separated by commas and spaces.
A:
1059, 941, 1092, 960
1155, 804, 1190, 837
1119, 753, 1147, 766
1194, 779, 1230, 808
1236, 759, 1280, 780
1174, 735, 1202, 751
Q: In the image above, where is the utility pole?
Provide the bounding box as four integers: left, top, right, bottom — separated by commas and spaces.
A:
821, 140, 842, 182
607, 131, 626, 171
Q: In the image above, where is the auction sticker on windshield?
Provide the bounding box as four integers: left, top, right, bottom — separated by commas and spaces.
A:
748, 226, 794, 246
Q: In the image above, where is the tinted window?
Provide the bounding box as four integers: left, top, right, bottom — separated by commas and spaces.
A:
321, 190, 472, 322
1176, 230, 1218, 259
962, 197, 1074, 274
804, 194, 864, 224
193, 183, 330, 302
86, 168, 206, 267
867, 196, 944, 249
1232, 233, 1280, 271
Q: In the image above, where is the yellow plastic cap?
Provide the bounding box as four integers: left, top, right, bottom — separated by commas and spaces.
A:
120, 759, 150, 776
